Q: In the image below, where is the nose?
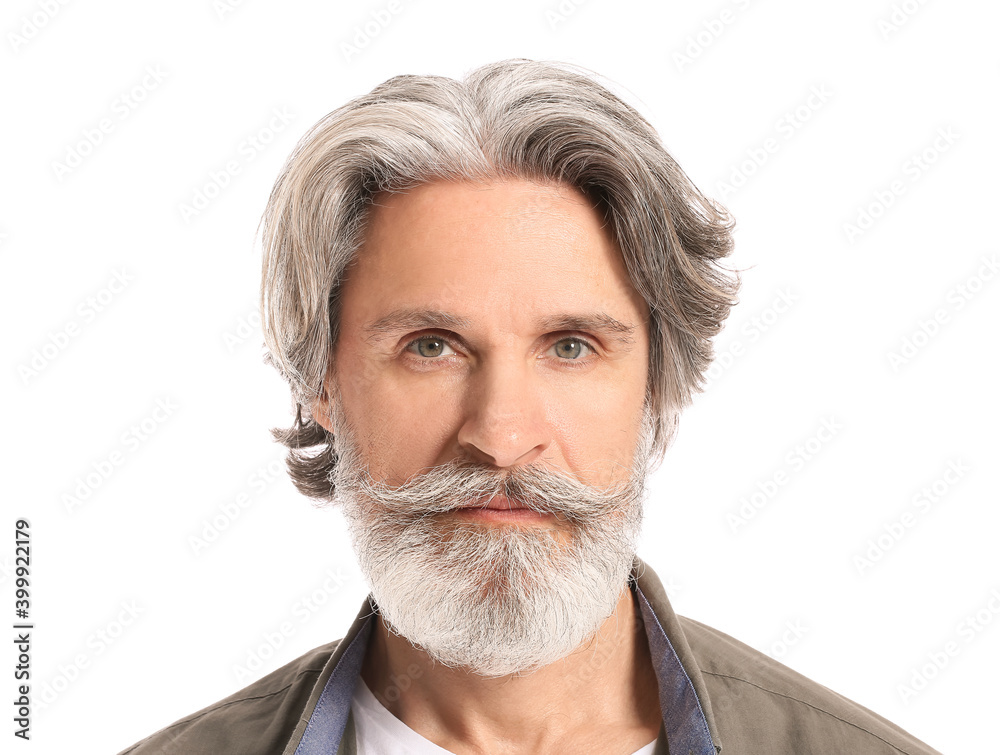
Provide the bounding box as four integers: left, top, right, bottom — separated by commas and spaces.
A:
456, 356, 552, 469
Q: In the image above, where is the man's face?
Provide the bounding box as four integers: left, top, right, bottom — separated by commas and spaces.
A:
320, 179, 654, 676
330, 178, 650, 492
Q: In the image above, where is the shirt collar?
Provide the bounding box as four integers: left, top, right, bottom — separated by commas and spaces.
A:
290, 559, 720, 755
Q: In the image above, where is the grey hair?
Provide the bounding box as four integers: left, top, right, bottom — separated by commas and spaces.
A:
260, 58, 738, 500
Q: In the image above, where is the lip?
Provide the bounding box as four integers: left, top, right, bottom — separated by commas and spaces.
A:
478, 495, 528, 511
453, 495, 551, 523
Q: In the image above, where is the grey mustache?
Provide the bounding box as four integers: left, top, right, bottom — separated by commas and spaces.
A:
341, 458, 643, 523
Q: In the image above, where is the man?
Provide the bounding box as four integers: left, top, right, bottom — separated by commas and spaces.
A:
122, 60, 942, 754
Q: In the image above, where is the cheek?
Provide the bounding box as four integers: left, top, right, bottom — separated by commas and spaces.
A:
547, 359, 649, 484
335, 352, 464, 483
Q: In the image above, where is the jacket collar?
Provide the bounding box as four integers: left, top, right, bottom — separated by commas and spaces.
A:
634, 559, 722, 753
285, 558, 721, 755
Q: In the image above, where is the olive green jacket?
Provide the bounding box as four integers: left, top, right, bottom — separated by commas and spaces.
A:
120, 560, 942, 754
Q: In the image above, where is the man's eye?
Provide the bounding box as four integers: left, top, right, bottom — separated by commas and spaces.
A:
551, 338, 592, 360
407, 337, 455, 358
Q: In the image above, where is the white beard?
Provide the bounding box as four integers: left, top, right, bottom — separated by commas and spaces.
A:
329, 402, 653, 678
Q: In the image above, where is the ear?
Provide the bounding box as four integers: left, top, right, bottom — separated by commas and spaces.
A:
310, 394, 335, 434
309, 361, 337, 434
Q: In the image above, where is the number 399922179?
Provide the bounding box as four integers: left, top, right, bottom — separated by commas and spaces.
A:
15, 519, 30, 619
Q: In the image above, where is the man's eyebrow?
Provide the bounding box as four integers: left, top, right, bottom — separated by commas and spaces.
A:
364, 309, 473, 341
364, 309, 636, 347
537, 314, 637, 346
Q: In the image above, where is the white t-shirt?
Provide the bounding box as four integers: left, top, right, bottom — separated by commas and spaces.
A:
350, 678, 658, 754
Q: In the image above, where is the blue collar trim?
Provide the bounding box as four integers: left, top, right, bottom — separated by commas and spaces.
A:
636, 586, 717, 755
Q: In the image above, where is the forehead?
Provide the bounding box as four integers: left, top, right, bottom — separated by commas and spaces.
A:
339, 178, 647, 334
366, 179, 610, 260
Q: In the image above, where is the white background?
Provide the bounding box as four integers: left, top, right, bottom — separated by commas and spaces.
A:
2, 0, 997, 753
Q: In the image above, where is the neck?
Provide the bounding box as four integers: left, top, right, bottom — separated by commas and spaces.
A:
360, 584, 662, 754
